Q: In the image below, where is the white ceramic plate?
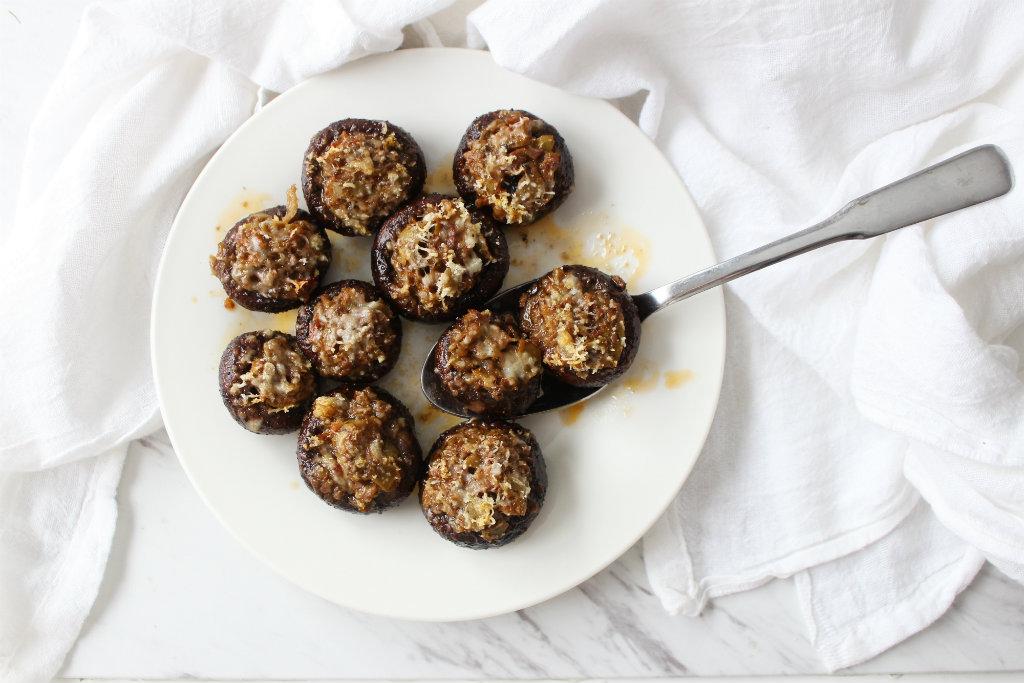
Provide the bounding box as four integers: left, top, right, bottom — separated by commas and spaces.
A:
152, 48, 725, 621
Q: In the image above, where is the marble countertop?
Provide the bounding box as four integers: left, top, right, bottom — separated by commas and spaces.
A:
56, 431, 1024, 679
5, 2, 1023, 680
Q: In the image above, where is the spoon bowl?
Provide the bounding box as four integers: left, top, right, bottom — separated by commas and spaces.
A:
422, 144, 1014, 418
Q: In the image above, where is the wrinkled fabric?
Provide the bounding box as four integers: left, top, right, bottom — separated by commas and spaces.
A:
465, 0, 1024, 671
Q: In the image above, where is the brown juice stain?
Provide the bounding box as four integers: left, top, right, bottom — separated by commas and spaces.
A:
424, 154, 455, 194
621, 359, 661, 394
332, 244, 365, 276
416, 405, 442, 424
597, 359, 659, 419
415, 404, 460, 431
270, 309, 299, 333
560, 402, 585, 426
214, 187, 273, 240
665, 369, 695, 388
510, 210, 651, 288
213, 308, 298, 352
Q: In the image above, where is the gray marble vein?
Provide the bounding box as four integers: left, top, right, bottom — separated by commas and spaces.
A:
60, 431, 1024, 680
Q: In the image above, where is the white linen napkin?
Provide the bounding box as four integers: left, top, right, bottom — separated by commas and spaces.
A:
0, 2, 448, 681
464, 0, 1024, 671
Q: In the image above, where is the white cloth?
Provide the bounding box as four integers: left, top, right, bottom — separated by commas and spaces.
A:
3, 0, 1024, 679
467, 0, 1024, 671
0, 2, 447, 681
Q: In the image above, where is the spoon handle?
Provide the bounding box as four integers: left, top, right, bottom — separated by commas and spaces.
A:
633, 144, 1014, 320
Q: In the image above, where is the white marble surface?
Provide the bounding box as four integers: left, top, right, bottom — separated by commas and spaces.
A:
55, 432, 1024, 679
5, 1, 1024, 680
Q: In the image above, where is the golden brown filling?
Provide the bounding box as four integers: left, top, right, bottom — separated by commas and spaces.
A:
443, 310, 541, 400
305, 288, 396, 377
421, 423, 532, 541
389, 197, 494, 314
303, 389, 406, 511
212, 187, 328, 300
230, 335, 315, 411
520, 267, 626, 375
316, 125, 412, 235
461, 111, 560, 224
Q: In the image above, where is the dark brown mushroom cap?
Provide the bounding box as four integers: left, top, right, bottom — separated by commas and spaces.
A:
218, 330, 318, 434
420, 420, 546, 549
301, 118, 426, 237
371, 193, 510, 323
211, 205, 332, 313
453, 109, 574, 227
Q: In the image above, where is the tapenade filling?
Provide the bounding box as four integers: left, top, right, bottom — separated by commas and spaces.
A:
297, 386, 420, 513
459, 110, 564, 224
420, 421, 541, 545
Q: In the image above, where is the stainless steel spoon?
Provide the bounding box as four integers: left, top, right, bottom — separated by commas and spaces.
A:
421, 144, 1014, 418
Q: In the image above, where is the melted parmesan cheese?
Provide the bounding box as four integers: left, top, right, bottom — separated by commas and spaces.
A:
443, 310, 541, 397
306, 288, 396, 377
306, 390, 405, 511
212, 186, 328, 300
390, 198, 494, 314
462, 111, 560, 224
421, 423, 533, 539
315, 127, 412, 235
521, 268, 626, 375
229, 334, 314, 410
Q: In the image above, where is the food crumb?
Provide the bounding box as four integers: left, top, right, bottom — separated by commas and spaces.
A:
223, 298, 236, 310
289, 481, 299, 490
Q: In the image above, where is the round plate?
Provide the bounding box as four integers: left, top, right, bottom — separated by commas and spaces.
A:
151, 48, 725, 621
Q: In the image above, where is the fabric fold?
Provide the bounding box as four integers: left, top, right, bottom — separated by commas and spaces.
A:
0, 448, 126, 683
795, 503, 985, 671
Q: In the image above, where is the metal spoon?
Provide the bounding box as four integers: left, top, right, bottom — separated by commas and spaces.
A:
422, 144, 1014, 418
